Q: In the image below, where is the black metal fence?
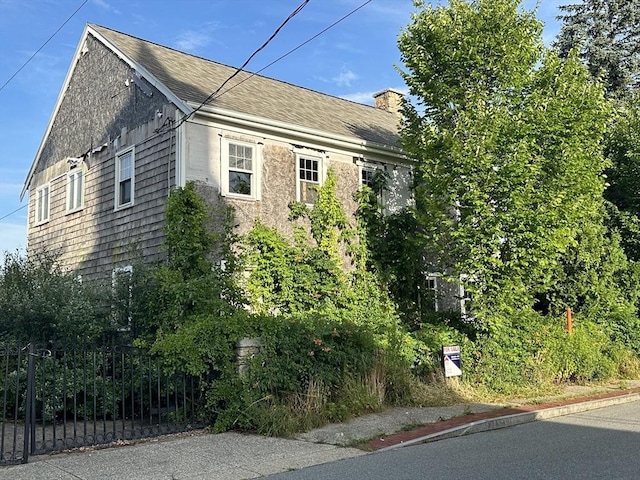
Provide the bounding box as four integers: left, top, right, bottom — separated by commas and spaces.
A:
0, 339, 205, 465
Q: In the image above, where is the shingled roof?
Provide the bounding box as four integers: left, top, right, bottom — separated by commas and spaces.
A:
90, 24, 401, 149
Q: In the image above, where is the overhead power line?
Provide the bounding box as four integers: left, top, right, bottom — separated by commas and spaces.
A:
178, 0, 311, 127
10, 0, 375, 224
213, 0, 373, 102
150, 0, 374, 146
0, 204, 27, 222
0, 0, 89, 93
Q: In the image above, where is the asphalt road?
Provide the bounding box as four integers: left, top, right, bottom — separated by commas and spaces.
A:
262, 400, 640, 480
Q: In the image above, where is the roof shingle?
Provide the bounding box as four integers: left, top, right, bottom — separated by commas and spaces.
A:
91, 24, 401, 148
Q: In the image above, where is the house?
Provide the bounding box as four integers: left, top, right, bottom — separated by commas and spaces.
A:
22, 24, 416, 290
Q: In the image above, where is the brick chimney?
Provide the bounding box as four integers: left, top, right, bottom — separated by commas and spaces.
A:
373, 88, 404, 118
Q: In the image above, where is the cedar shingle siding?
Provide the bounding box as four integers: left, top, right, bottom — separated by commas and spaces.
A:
24, 24, 413, 284
27, 32, 176, 281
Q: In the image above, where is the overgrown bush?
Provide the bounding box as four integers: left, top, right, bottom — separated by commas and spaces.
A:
0, 251, 109, 342
110, 173, 640, 436
450, 311, 640, 395
208, 313, 381, 434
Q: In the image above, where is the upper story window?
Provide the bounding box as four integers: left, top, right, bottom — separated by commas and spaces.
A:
35, 183, 50, 225
67, 168, 84, 213
222, 139, 259, 199
361, 167, 376, 188
297, 155, 322, 205
359, 163, 388, 208
115, 147, 135, 209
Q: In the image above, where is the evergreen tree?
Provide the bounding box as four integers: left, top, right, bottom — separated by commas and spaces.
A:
555, 0, 640, 98
555, 1, 640, 267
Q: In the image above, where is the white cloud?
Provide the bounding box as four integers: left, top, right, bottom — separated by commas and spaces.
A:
340, 91, 376, 105
174, 23, 221, 54
92, 0, 120, 14
175, 31, 212, 53
332, 68, 358, 87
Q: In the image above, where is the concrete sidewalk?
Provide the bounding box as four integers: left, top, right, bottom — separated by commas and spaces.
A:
0, 432, 366, 480
2, 381, 638, 480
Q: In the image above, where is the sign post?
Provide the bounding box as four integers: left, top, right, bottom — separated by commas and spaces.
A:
442, 345, 462, 378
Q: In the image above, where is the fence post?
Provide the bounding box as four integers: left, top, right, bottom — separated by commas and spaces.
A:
22, 342, 36, 463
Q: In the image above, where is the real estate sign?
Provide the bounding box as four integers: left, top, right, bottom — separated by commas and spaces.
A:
442, 345, 462, 378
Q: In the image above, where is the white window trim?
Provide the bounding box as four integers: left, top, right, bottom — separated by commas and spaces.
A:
66, 167, 85, 214
221, 138, 261, 200
296, 153, 324, 205
360, 165, 377, 188
115, 146, 135, 210
358, 161, 388, 207
425, 273, 439, 312
112, 265, 133, 331
35, 183, 51, 225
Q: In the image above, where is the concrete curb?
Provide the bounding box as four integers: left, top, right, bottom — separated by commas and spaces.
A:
375, 392, 640, 453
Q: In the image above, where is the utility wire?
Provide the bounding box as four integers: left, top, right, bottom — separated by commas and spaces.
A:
146, 0, 373, 143
176, 0, 310, 128
212, 0, 373, 102
7, 0, 373, 225
0, 204, 27, 222
0, 0, 89, 92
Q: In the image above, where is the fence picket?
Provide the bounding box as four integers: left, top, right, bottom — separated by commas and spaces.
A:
0, 338, 204, 465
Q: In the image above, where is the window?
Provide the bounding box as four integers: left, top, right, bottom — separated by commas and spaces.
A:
359, 163, 387, 208
35, 184, 50, 224
112, 265, 133, 330
115, 147, 134, 209
222, 139, 258, 199
297, 156, 322, 204
361, 168, 376, 188
424, 275, 438, 312
67, 169, 84, 212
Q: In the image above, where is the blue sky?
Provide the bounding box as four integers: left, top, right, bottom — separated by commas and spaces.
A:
0, 0, 564, 256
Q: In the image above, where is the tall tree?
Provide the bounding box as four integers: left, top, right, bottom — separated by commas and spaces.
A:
604, 93, 640, 262
555, 2, 640, 266
605, 93, 640, 217
555, 0, 640, 98
398, 0, 612, 322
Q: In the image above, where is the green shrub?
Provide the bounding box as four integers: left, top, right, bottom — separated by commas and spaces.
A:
208, 313, 379, 432
0, 251, 109, 342
461, 310, 640, 394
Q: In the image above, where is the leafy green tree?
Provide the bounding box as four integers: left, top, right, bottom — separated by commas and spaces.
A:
555, 0, 639, 98
131, 182, 245, 339
554, 2, 640, 296
398, 0, 612, 322
0, 251, 107, 342
605, 94, 640, 217
355, 171, 446, 329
